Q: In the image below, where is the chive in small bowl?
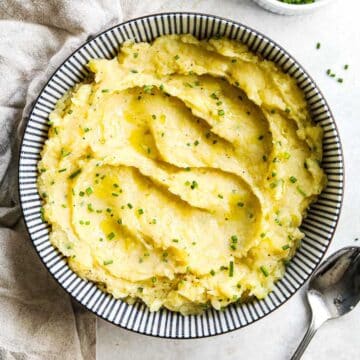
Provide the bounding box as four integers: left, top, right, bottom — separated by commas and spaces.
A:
252, 0, 336, 15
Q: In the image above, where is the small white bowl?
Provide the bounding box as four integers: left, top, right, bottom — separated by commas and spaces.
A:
252, 0, 335, 15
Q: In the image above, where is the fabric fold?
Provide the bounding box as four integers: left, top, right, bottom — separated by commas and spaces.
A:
0, 1, 123, 359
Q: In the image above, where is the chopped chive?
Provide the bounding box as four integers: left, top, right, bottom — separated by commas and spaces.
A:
237, 202, 244, 207
258, 135, 264, 140
79, 191, 85, 197
111, 192, 119, 197
103, 260, 113, 265
260, 232, 266, 238
231, 235, 238, 243
127, 203, 133, 209
151, 218, 156, 224
133, 52, 138, 58
337, 78, 343, 83
131, 69, 138, 73
272, 172, 277, 177
159, 84, 164, 91
218, 194, 223, 199
58, 168, 67, 173
107, 232, 115, 240
174, 54, 180, 60
68, 169, 81, 179
138, 208, 144, 215
216, 101, 223, 106
210, 93, 219, 100
84, 127, 90, 133
87, 203, 94, 212
143, 85, 153, 93
229, 261, 234, 277
283, 152, 291, 159
260, 266, 269, 277
67, 110, 73, 115
270, 182, 278, 189
85, 187, 93, 195
151, 276, 157, 283
210, 269, 216, 276
151, 114, 156, 119
296, 186, 307, 197
40, 207, 45, 221
61, 148, 71, 157
101, 89, 109, 93
231, 58, 237, 63
326, 69, 331, 75
172, 239, 179, 243
194, 140, 199, 146
282, 244, 290, 250
316, 42, 321, 49
344, 64, 349, 70
117, 218, 122, 224
85, 220, 90, 225
190, 180, 198, 190
262, 155, 267, 162
218, 109, 225, 116
285, 108, 291, 113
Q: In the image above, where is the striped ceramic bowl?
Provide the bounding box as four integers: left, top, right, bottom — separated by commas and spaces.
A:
18, 12, 344, 338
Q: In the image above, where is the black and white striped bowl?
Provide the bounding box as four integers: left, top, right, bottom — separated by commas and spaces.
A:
18, 13, 344, 338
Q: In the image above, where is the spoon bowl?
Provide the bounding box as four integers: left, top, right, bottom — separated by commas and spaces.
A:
310, 246, 360, 318
292, 246, 360, 359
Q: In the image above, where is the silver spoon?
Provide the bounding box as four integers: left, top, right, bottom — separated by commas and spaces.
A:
291, 246, 360, 359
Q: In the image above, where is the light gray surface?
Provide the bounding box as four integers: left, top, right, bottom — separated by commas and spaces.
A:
97, 1, 360, 359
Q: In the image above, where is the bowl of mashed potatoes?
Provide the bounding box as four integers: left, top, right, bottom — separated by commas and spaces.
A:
19, 13, 343, 338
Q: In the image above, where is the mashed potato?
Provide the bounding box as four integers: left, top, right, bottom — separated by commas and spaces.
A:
38, 35, 326, 314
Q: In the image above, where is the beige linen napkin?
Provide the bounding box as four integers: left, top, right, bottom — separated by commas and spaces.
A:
0, 1, 122, 359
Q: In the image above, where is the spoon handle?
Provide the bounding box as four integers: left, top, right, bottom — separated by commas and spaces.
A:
291, 316, 320, 360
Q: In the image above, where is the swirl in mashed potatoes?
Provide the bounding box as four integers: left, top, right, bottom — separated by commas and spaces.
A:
38, 35, 326, 314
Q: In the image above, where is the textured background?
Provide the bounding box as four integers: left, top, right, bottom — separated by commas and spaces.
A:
97, 1, 360, 359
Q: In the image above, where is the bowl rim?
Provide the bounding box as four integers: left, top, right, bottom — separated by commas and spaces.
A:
18, 11, 345, 339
